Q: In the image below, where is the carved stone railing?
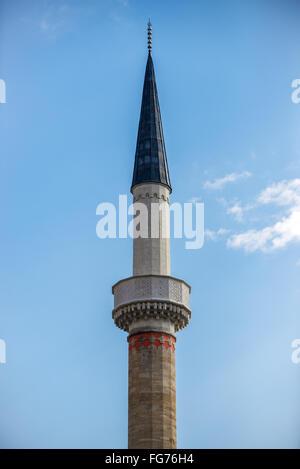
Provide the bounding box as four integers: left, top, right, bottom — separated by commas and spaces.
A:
112, 275, 191, 332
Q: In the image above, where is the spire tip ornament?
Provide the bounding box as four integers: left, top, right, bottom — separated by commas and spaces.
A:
147, 19, 152, 53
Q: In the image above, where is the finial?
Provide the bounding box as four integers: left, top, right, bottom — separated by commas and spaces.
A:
147, 19, 152, 53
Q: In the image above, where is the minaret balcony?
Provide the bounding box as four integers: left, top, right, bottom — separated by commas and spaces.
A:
112, 274, 191, 333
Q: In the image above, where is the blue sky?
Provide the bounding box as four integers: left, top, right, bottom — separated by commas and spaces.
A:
0, 0, 300, 448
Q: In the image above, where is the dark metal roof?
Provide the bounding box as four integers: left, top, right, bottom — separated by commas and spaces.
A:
131, 52, 171, 193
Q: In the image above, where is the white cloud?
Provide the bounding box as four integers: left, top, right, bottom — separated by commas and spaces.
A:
205, 228, 230, 241
227, 202, 245, 222
227, 179, 300, 253
226, 202, 254, 222
204, 171, 252, 190
257, 179, 300, 207
217, 197, 253, 222
227, 211, 300, 252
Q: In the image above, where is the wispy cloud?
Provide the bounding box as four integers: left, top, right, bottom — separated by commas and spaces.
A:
257, 179, 300, 207
109, 0, 130, 23
19, 1, 91, 38
227, 202, 244, 222
217, 197, 253, 222
227, 201, 254, 222
40, 17, 64, 35
205, 228, 230, 242
38, 2, 71, 37
204, 171, 252, 190
227, 179, 300, 252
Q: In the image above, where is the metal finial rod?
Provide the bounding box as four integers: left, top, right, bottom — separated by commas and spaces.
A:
147, 19, 152, 53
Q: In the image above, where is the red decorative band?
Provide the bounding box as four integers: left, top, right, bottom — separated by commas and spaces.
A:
128, 333, 176, 352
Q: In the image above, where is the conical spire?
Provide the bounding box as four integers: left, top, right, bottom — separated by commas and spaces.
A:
131, 23, 171, 193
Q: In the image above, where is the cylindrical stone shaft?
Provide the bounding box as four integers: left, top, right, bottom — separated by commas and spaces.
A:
128, 332, 176, 449
132, 183, 171, 276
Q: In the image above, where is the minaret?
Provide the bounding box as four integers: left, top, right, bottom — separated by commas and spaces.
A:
112, 21, 191, 449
